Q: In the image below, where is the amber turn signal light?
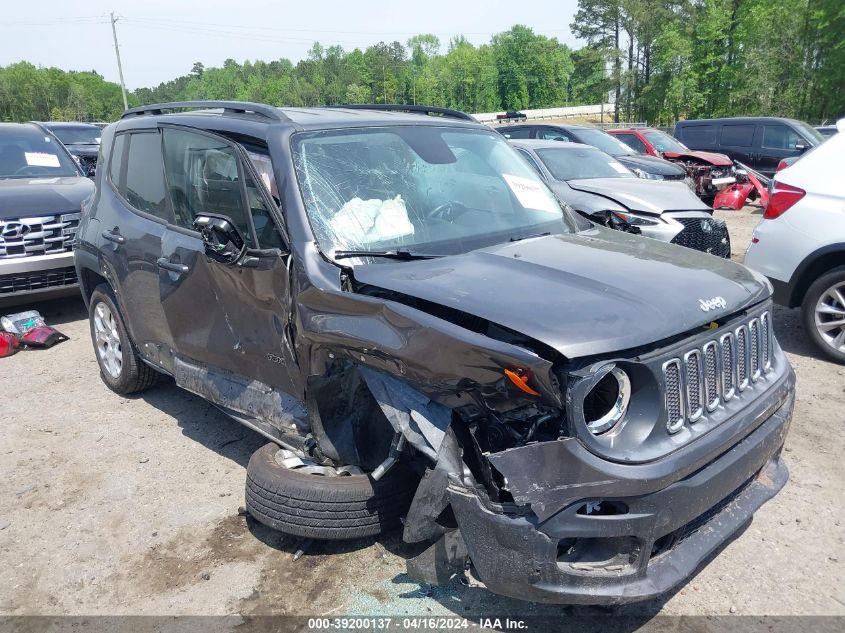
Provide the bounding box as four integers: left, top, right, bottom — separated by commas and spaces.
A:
504, 368, 540, 396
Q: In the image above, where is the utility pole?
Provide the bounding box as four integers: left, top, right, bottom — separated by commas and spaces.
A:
110, 12, 128, 111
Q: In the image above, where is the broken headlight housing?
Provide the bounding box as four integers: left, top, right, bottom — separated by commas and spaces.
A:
583, 365, 631, 435
566, 359, 663, 458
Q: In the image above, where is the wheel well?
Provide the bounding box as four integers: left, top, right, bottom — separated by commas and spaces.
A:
790, 249, 845, 307
79, 268, 110, 306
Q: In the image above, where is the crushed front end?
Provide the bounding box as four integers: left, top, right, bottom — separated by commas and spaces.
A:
399, 303, 794, 604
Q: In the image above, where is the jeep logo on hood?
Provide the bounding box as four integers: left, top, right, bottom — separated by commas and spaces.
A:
699, 296, 727, 312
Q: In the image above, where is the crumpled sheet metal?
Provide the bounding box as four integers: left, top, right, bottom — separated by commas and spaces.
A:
359, 366, 451, 461
296, 283, 560, 411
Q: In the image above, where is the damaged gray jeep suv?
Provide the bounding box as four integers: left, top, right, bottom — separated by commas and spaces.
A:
75, 101, 795, 605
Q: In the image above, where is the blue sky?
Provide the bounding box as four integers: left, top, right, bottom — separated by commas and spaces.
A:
0, 0, 582, 89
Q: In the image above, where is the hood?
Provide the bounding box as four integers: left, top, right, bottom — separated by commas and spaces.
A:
615, 154, 686, 177
0, 176, 95, 218
352, 230, 770, 359
662, 150, 733, 166
566, 177, 709, 215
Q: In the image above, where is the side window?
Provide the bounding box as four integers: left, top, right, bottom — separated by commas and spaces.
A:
719, 124, 755, 147
162, 128, 253, 245
244, 170, 284, 249
108, 133, 126, 188
681, 125, 716, 145
124, 132, 170, 220
616, 133, 647, 153
538, 129, 570, 142
502, 127, 532, 139
762, 125, 803, 150
516, 148, 545, 179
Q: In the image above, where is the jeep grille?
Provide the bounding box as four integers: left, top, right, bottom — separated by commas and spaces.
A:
663, 311, 773, 433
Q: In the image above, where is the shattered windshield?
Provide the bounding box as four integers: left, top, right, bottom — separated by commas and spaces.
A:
292, 127, 578, 263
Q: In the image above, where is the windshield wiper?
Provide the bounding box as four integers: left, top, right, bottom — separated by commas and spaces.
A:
333, 249, 443, 261
509, 231, 551, 243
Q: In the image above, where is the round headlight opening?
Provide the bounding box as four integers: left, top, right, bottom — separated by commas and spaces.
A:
583, 367, 631, 435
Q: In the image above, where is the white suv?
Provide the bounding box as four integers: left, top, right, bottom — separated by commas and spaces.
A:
745, 119, 845, 362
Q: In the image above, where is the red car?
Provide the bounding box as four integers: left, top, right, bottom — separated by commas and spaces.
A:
608, 127, 736, 202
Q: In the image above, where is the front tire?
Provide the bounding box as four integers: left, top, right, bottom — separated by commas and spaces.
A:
89, 284, 159, 394
245, 443, 419, 540
802, 267, 845, 364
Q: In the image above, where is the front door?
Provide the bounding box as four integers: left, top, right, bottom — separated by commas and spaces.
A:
758, 123, 807, 177
156, 126, 300, 400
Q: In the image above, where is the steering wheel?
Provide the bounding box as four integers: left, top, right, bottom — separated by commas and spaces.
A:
14, 165, 49, 176
429, 201, 471, 222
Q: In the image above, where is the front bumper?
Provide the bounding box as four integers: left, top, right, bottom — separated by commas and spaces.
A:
0, 252, 79, 298
449, 369, 794, 605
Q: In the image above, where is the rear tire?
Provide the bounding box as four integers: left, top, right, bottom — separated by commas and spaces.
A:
245, 443, 419, 540
89, 284, 159, 394
802, 267, 845, 364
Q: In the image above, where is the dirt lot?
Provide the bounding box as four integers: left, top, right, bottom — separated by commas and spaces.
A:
1, 206, 843, 619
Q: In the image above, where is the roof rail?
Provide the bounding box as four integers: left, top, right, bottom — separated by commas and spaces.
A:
327, 103, 477, 122
121, 101, 290, 122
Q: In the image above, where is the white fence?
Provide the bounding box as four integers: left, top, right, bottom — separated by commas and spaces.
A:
473, 103, 616, 123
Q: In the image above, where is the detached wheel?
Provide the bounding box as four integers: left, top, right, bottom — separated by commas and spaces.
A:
802, 267, 845, 364
89, 284, 159, 394
245, 443, 419, 540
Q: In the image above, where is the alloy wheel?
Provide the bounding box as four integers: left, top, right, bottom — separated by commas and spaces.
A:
814, 281, 845, 354
94, 302, 123, 378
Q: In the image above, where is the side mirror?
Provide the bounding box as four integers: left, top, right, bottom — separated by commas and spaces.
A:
794, 142, 807, 153
193, 213, 246, 264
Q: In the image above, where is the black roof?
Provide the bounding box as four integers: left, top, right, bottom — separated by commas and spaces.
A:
114, 101, 481, 139
676, 116, 807, 125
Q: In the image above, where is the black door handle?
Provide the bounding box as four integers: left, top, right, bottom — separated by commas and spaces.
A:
101, 229, 125, 245
156, 257, 189, 274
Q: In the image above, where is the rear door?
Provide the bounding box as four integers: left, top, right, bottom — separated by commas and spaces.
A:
717, 122, 758, 167
157, 126, 299, 395
100, 128, 175, 358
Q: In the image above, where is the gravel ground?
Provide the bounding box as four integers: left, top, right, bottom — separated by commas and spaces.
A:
1, 206, 843, 620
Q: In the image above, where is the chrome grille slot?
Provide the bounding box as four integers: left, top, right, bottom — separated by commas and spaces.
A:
761, 311, 772, 371
0, 214, 80, 259
663, 359, 684, 433
703, 341, 720, 412
749, 318, 761, 381
720, 333, 736, 401
684, 350, 704, 422
736, 325, 749, 391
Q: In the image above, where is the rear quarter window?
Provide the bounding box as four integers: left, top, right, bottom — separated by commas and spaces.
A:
719, 124, 755, 147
